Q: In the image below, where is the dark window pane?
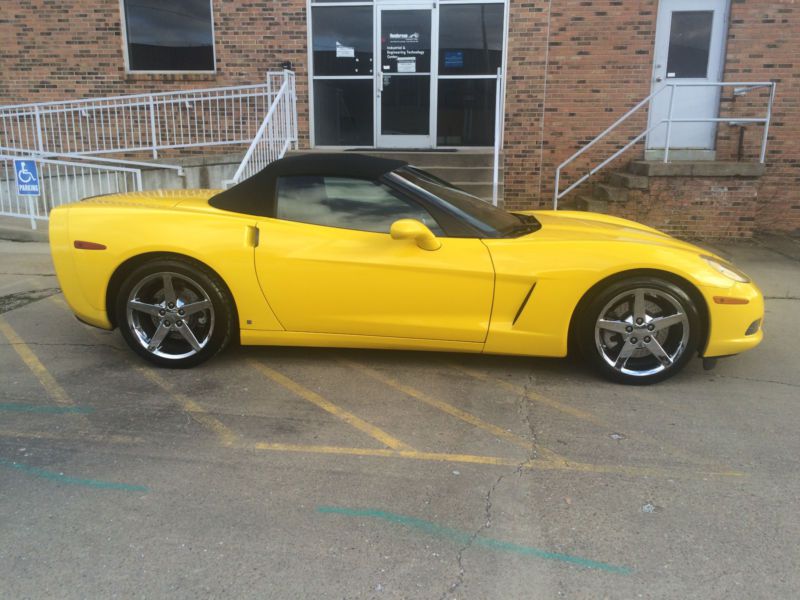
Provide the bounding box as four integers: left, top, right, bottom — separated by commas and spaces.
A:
381, 10, 432, 74
276, 176, 442, 234
313, 80, 373, 146
124, 0, 214, 71
381, 75, 430, 136
439, 4, 504, 75
666, 11, 713, 79
312, 7, 373, 76
437, 79, 496, 146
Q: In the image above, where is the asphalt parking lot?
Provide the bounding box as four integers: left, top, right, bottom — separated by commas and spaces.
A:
1, 234, 799, 599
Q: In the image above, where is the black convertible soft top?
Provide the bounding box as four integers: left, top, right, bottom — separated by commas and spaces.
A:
209, 153, 407, 217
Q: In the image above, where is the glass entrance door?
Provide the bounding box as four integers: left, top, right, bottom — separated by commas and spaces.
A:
377, 4, 435, 148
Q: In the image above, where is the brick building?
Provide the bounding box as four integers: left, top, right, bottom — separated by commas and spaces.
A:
1, 0, 797, 238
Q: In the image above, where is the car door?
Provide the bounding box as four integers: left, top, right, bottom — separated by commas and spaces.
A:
253, 175, 494, 343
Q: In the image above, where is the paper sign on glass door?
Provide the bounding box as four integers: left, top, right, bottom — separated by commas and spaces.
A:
336, 42, 355, 58
397, 57, 416, 73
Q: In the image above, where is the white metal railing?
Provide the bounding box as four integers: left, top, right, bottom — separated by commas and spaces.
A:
0, 72, 296, 227
225, 71, 298, 187
1, 154, 142, 229
553, 81, 777, 209
0, 74, 287, 159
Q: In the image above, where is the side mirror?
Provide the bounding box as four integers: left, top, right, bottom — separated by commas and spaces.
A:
390, 219, 441, 251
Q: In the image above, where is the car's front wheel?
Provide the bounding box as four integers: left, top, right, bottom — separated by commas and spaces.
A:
577, 276, 702, 384
115, 258, 236, 368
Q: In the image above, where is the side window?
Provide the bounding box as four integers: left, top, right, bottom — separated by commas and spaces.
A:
276, 176, 444, 235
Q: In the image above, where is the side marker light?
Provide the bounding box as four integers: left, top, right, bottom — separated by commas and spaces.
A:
73, 240, 107, 250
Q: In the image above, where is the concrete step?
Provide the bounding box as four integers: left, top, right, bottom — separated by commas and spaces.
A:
607, 171, 649, 190
289, 149, 496, 169
357, 151, 496, 169
592, 183, 629, 203
455, 182, 503, 200
628, 160, 765, 178
420, 166, 502, 184
574, 196, 609, 213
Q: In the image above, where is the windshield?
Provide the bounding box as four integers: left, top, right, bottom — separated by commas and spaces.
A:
393, 166, 539, 238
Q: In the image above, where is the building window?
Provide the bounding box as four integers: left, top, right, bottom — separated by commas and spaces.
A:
437, 79, 496, 146
438, 4, 504, 76
313, 79, 374, 146
122, 0, 215, 72
311, 5, 374, 145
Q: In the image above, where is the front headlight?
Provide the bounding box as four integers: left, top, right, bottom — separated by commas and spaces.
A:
701, 255, 751, 283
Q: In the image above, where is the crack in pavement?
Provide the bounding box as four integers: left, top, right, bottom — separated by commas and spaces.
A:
716, 373, 800, 389
0, 288, 61, 315
441, 373, 539, 599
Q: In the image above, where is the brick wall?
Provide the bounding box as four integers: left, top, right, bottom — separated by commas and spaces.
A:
0, 0, 310, 142
503, 0, 800, 236
1, 0, 798, 236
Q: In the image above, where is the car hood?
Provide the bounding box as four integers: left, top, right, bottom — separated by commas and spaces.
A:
517, 210, 713, 256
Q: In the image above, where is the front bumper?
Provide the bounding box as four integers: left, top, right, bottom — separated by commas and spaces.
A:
702, 281, 764, 357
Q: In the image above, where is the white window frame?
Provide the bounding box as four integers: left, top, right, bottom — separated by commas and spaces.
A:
119, 0, 217, 75
307, 0, 509, 149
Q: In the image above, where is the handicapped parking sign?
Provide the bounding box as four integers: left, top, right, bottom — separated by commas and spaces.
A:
14, 159, 40, 196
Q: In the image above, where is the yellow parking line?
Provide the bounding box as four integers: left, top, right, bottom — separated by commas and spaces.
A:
0, 317, 73, 406
249, 360, 415, 452
136, 367, 239, 447
48, 294, 238, 447
452, 364, 726, 468
251, 441, 744, 479
343, 360, 566, 463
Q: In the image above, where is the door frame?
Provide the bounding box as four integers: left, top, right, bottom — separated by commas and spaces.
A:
645, 0, 730, 158
375, 2, 438, 148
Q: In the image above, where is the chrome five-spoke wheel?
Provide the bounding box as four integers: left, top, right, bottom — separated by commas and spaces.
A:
127, 272, 215, 360
578, 276, 701, 384
116, 258, 235, 368
595, 288, 689, 377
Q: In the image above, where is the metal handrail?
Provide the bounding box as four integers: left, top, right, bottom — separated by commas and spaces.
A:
0, 83, 274, 114
1, 154, 143, 229
224, 71, 297, 187
0, 76, 287, 159
0, 146, 184, 175
553, 81, 776, 209
492, 68, 504, 207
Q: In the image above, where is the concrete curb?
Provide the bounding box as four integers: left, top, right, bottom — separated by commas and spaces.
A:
0, 223, 48, 243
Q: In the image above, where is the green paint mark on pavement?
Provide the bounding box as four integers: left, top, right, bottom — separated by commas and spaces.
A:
0, 459, 149, 492
0, 403, 93, 414
317, 506, 631, 574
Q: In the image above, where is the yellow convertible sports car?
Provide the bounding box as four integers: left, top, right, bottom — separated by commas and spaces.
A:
50, 154, 763, 384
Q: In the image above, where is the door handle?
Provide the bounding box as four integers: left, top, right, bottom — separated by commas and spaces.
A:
245, 225, 259, 248
655, 76, 664, 83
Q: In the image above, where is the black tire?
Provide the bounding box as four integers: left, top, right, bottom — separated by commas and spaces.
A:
115, 257, 236, 368
576, 276, 702, 385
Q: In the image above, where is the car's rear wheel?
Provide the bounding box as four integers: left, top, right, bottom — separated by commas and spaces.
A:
577, 276, 701, 384
115, 258, 236, 368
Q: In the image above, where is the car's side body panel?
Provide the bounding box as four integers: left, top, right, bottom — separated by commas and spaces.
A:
49, 191, 284, 332
240, 329, 483, 353
253, 217, 495, 342
483, 211, 763, 358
